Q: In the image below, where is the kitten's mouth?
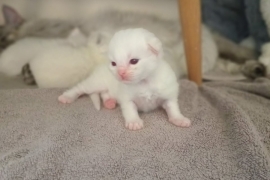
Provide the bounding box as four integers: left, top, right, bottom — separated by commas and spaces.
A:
119, 77, 134, 84
121, 78, 130, 83
119, 75, 130, 81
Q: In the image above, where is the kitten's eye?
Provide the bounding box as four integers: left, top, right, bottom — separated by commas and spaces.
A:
130, 59, 139, 65
111, 61, 117, 66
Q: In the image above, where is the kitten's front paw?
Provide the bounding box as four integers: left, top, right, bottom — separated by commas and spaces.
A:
103, 98, 117, 109
125, 119, 144, 131
58, 94, 74, 104
169, 116, 191, 128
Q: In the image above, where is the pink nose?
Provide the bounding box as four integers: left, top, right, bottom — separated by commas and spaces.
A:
118, 69, 126, 77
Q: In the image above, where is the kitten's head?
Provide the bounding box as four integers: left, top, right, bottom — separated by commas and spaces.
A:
0, 5, 24, 52
108, 28, 163, 84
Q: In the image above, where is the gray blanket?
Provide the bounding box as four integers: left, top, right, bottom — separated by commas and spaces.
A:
0, 79, 270, 179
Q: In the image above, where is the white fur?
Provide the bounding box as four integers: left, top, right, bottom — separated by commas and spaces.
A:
30, 42, 106, 88
261, 0, 270, 36
214, 58, 242, 74
28, 28, 108, 88
58, 28, 191, 131
259, 42, 270, 75
171, 25, 218, 77
260, 0, 270, 76
0, 27, 86, 76
0, 38, 66, 76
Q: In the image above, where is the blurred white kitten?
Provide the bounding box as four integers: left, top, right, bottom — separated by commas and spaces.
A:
0, 28, 86, 76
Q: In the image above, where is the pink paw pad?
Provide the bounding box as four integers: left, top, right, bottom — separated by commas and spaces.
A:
58, 95, 73, 104
103, 98, 117, 109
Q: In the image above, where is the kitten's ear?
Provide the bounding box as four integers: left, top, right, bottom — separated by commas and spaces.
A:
2, 4, 24, 28
67, 27, 87, 46
147, 36, 163, 57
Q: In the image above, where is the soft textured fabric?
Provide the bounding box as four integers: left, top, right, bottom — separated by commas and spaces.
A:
0, 79, 270, 179
202, 0, 270, 53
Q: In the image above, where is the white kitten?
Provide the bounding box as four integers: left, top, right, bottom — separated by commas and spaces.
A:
0, 28, 86, 76
58, 28, 191, 130
29, 34, 106, 88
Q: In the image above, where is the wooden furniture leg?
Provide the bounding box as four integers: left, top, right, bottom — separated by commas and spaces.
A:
178, 0, 202, 86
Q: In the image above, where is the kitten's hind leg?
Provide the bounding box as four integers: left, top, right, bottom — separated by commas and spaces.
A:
162, 100, 191, 127
58, 79, 91, 104
241, 60, 266, 79
89, 92, 117, 110
58, 86, 83, 104
212, 32, 257, 64
100, 92, 117, 110
58, 74, 107, 104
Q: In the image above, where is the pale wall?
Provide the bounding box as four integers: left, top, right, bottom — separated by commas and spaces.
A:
0, 0, 179, 24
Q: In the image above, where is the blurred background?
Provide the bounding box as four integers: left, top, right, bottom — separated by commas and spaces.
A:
0, 0, 269, 89
0, 0, 268, 50
0, 0, 179, 23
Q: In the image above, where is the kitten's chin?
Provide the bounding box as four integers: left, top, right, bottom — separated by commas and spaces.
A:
118, 78, 134, 84
118, 77, 138, 84
122, 79, 144, 85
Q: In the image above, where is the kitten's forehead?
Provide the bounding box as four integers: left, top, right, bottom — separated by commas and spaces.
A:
108, 28, 150, 61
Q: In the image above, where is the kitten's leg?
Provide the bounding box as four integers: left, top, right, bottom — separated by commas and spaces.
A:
58, 84, 86, 104
100, 92, 117, 110
121, 102, 144, 130
241, 60, 266, 79
58, 77, 102, 104
162, 100, 191, 127
58, 64, 110, 104
212, 32, 257, 63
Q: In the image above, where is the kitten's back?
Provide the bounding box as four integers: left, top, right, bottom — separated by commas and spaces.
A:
18, 19, 77, 39
29, 43, 107, 88
0, 37, 68, 76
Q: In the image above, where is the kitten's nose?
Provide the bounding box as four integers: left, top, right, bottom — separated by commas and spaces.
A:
118, 69, 126, 76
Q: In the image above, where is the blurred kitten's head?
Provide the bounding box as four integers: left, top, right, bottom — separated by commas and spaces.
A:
0, 5, 24, 52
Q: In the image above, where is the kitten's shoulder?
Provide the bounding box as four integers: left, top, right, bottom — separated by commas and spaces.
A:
152, 60, 179, 88
158, 60, 177, 78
